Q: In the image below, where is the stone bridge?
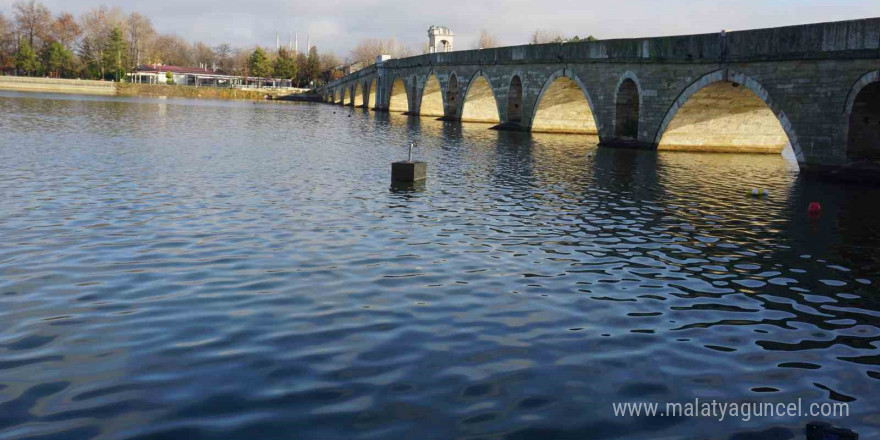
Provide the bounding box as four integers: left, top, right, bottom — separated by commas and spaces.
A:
317, 18, 880, 176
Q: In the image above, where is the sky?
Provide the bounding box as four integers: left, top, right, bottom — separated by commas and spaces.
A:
1, 0, 877, 60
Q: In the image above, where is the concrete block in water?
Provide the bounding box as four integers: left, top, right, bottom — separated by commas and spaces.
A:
391, 161, 427, 182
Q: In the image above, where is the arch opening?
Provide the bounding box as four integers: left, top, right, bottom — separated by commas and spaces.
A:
411, 81, 418, 112
368, 78, 377, 109
616, 79, 640, 138
658, 81, 789, 154
446, 74, 459, 116
507, 76, 523, 123
531, 76, 598, 134
389, 77, 409, 113
847, 81, 880, 162
342, 87, 349, 106
420, 74, 444, 117
461, 75, 500, 123
354, 83, 364, 107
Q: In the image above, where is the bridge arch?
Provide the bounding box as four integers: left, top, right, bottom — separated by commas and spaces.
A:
389, 75, 409, 113
368, 78, 377, 109
342, 87, 350, 106
420, 72, 445, 117
446, 72, 460, 117
507, 73, 524, 123
615, 71, 642, 139
844, 70, 880, 163
654, 70, 802, 160
461, 70, 500, 123
530, 68, 600, 134
354, 82, 364, 107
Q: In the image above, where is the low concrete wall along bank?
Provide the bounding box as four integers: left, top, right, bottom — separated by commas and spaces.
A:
0, 76, 116, 95
1, 77, 310, 101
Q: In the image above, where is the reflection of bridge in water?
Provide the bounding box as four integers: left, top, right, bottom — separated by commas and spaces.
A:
317, 18, 880, 177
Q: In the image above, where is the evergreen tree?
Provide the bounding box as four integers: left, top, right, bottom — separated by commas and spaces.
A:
248, 47, 271, 82
43, 41, 72, 77
103, 26, 127, 81
272, 48, 296, 81
15, 39, 40, 75
305, 46, 320, 86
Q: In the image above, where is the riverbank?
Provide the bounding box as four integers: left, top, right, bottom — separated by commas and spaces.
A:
0, 76, 115, 95
116, 83, 278, 100
0, 76, 320, 101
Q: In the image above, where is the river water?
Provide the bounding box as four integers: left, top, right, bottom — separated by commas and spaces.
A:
0, 91, 878, 439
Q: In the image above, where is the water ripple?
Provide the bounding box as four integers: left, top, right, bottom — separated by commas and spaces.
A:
0, 91, 878, 439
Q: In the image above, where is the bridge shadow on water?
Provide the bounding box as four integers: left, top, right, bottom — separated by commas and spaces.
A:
380, 110, 880, 272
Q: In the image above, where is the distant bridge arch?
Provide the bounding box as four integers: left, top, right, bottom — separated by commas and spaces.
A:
354, 82, 364, 107
530, 68, 599, 134
368, 78, 377, 109
845, 70, 880, 163
506, 70, 525, 124
420, 72, 445, 117
461, 70, 500, 123
614, 71, 643, 139
388, 76, 409, 113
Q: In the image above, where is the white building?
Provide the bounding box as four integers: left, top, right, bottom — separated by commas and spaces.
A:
428, 26, 454, 53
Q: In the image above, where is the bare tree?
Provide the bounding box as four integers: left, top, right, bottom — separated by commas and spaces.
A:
530, 29, 566, 44
78, 5, 126, 78
127, 12, 155, 69
0, 12, 14, 71
475, 30, 499, 49
318, 52, 340, 70
231, 47, 250, 76
50, 12, 81, 51
349, 37, 411, 66
152, 34, 192, 66
192, 41, 215, 69
13, 0, 51, 47
0, 13, 10, 46
213, 43, 232, 73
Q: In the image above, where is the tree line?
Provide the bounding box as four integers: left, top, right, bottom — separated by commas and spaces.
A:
0, 0, 341, 86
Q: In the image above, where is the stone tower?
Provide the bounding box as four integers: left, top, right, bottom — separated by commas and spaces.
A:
428, 26, 454, 53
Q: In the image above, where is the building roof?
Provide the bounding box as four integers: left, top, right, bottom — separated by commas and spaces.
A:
428, 26, 453, 35
134, 64, 216, 75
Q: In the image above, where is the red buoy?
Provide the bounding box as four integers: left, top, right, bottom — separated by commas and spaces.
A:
808, 202, 822, 217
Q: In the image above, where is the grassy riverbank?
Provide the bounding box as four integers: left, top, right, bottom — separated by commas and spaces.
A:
116, 83, 279, 100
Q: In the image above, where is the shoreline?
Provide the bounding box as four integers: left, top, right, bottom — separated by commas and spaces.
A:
0, 75, 116, 96
0, 76, 319, 101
